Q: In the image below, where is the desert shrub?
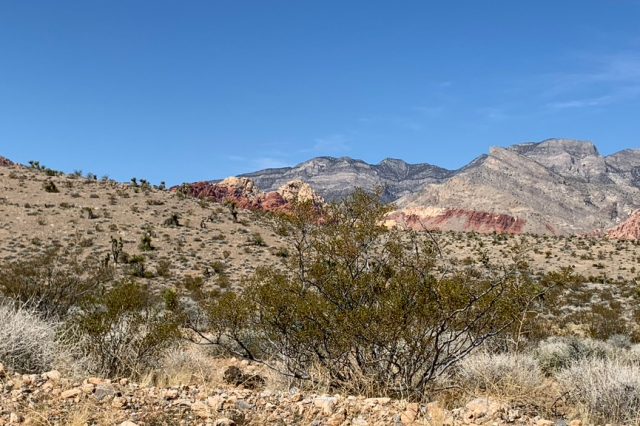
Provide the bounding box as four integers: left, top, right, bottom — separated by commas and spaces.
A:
534, 337, 611, 374
454, 351, 544, 401
0, 304, 60, 373
557, 358, 640, 424
42, 180, 58, 193
201, 190, 546, 398
69, 280, 180, 378
0, 249, 113, 319
138, 231, 154, 251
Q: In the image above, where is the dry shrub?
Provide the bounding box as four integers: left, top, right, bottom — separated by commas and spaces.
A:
143, 345, 220, 387
534, 337, 612, 374
0, 303, 60, 373
557, 358, 640, 424
454, 351, 545, 403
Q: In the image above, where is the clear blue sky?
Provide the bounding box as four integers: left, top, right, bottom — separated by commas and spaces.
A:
1, 1, 639, 185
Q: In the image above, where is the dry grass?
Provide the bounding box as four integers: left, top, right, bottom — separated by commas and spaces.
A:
0, 303, 60, 373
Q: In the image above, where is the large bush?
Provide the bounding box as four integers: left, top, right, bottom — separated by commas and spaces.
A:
70, 280, 180, 378
201, 190, 547, 398
0, 249, 112, 319
0, 304, 60, 373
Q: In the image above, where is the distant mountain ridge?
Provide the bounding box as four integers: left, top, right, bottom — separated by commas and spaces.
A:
232, 139, 640, 235
239, 156, 454, 202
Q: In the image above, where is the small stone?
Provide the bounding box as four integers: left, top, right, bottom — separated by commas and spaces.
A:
42, 370, 61, 381
236, 399, 253, 411
80, 383, 95, 394
112, 396, 127, 408
61, 388, 81, 399
164, 388, 180, 400
314, 396, 338, 415
213, 418, 235, 426
207, 395, 225, 411
464, 397, 502, 422
94, 384, 116, 401
536, 420, 555, 426
9, 412, 23, 423
87, 377, 109, 385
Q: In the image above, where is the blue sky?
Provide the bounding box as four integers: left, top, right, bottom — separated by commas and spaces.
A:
1, 1, 639, 185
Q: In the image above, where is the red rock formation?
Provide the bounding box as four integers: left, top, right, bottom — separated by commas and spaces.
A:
607, 211, 640, 240
390, 208, 526, 234
176, 177, 322, 213
0, 156, 14, 167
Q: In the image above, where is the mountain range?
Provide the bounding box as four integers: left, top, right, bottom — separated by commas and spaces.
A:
233, 139, 640, 236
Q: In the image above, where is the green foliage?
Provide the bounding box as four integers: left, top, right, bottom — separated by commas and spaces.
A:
70, 280, 180, 378
0, 249, 113, 319
42, 180, 59, 193
202, 190, 546, 398
138, 231, 154, 251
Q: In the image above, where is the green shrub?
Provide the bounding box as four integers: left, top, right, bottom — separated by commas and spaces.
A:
42, 180, 59, 193
69, 280, 180, 378
0, 249, 112, 319
201, 190, 545, 398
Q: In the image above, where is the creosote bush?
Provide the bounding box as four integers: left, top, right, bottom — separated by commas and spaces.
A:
0, 249, 113, 319
70, 280, 180, 378
200, 190, 547, 399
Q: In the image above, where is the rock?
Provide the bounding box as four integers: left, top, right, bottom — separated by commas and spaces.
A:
94, 383, 116, 401
213, 419, 235, 426
111, 396, 127, 408
608, 210, 640, 240
87, 377, 109, 385
163, 388, 180, 400
536, 420, 555, 426
463, 397, 503, 423
80, 383, 95, 394
314, 396, 338, 415
60, 388, 81, 399
207, 395, 225, 411
42, 370, 61, 381
9, 412, 22, 423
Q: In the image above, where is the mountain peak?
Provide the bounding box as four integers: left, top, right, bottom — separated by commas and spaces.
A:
509, 139, 598, 158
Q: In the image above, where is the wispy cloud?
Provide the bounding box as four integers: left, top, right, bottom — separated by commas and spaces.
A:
542, 51, 640, 110
227, 155, 289, 170
310, 134, 351, 154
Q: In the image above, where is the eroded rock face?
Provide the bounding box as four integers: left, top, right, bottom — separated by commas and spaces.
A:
277, 180, 324, 205
608, 210, 640, 240
0, 156, 14, 167
389, 208, 526, 234
177, 177, 322, 213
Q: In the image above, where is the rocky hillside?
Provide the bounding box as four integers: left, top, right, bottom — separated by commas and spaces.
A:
395, 140, 640, 235
238, 157, 453, 202
233, 139, 640, 236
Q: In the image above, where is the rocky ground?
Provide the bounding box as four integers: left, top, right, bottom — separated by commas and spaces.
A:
0, 361, 582, 426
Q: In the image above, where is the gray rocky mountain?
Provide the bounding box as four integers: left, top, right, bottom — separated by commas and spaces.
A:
393, 139, 640, 235
239, 157, 453, 202
225, 139, 640, 235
